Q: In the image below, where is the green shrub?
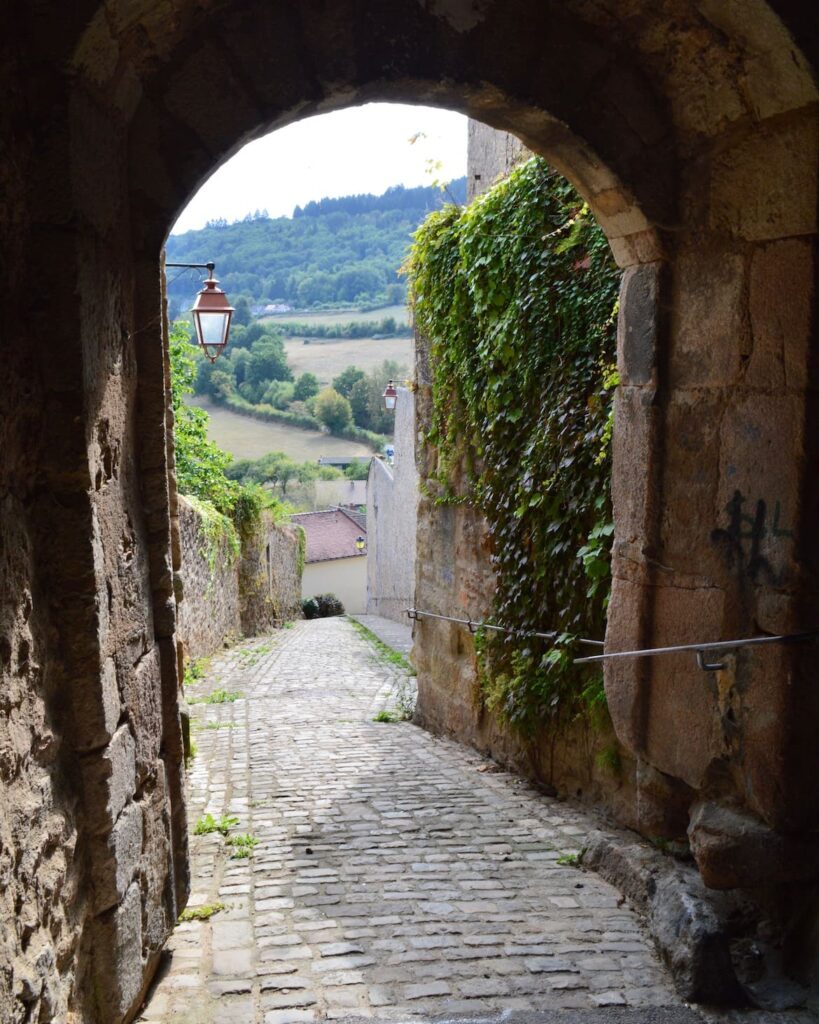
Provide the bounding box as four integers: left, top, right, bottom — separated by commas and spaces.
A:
302, 593, 345, 619
314, 387, 353, 433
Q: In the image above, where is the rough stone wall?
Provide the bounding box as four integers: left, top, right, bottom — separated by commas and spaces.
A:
2, 0, 818, 1015
240, 517, 304, 633
176, 499, 303, 661
176, 497, 241, 662
466, 119, 530, 201
367, 389, 419, 623
0, 40, 190, 1022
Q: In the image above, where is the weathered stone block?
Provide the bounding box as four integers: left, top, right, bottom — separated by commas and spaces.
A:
715, 393, 803, 590
165, 44, 262, 155
642, 584, 726, 789
611, 386, 658, 558
636, 760, 694, 840
73, 656, 121, 753
80, 724, 136, 835
122, 647, 162, 784
91, 881, 144, 1021
657, 390, 726, 578
139, 761, 178, 951
583, 829, 746, 1004
708, 114, 818, 242
90, 800, 143, 913
747, 239, 813, 391
669, 248, 746, 388
617, 262, 662, 386
689, 801, 819, 889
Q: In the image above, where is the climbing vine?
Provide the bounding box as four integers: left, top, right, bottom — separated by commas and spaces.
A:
406, 157, 620, 733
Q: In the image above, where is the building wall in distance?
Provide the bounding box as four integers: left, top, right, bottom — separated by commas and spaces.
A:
315, 479, 367, 508
467, 120, 529, 201
367, 388, 418, 623
303, 557, 367, 614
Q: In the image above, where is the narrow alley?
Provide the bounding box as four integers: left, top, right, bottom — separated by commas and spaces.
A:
137, 617, 708, 1024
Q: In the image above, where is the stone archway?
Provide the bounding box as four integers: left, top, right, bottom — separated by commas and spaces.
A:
1, 2, 816, 1019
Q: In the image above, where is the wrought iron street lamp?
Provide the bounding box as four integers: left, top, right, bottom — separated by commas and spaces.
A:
166, 261, 235, 362
355, 535, 366, 553
382, 380, 398, 411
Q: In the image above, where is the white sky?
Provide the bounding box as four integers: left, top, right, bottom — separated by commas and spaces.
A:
172, 104, 468, 235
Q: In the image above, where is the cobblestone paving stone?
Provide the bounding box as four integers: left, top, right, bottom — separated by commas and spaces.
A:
139, 617, 693, 1024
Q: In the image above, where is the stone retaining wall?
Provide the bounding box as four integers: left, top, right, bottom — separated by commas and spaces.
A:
240, 517, 304, 636
176, 497, 241, 662
176, 497, 303, 664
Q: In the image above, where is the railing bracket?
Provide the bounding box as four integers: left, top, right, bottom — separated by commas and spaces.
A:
696, 649, 727, 672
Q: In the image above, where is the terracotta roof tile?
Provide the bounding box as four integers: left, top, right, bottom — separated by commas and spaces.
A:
290, 509, 367, 563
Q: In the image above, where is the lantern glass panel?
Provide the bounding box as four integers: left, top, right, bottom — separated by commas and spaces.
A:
197, 311, 229, 347
384, 394, 397, 410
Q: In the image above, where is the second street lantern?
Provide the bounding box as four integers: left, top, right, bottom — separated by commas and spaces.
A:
191, 266, 235, 362
382, 380, 398, 411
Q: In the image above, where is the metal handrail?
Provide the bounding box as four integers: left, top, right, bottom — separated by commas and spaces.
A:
407, 607, 818, 672
406, 608, 605, 648
574, 629, 819, 668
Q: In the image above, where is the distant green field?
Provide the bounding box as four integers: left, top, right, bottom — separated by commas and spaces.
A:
283, 335, 413, 386
189, 397, 374, 462
262, 304, 409, 328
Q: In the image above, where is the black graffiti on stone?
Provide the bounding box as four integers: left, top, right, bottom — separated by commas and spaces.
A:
710, 490, 793, 584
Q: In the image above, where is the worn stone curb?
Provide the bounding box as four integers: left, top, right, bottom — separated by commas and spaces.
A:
582, 830, 749, 1006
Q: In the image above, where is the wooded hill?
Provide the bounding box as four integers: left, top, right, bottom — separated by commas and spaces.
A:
167, 178, 467, 314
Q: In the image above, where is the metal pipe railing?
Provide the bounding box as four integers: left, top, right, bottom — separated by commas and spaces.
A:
574, 629, 819, 669
406, 608, 605, 647
406, 608, 818, 672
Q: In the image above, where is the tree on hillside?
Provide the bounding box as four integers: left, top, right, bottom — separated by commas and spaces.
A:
262, 380, 295, 409
332, 366, 366, 399
208, 369, 235, 401
294, 372, 320, 401
233, 296, 251, 326
344, 460, 371, 480
314, 387, 353, 434
246, 335, 292, 385
348, 378, 372, 429
231, 348, 250, 385
346, 360, 409, 434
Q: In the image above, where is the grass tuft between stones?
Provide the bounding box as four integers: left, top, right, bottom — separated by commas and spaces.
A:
194, 813, 239, 836
373, 710, 400, 723
188, 688, 243, 705
226, 833, 260, 859
178, 902, 225, 922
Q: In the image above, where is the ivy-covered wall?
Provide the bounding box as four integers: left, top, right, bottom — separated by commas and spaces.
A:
409, 158, 652, 824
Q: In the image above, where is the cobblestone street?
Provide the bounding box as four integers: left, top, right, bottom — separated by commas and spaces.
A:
139, 617, 696, 1024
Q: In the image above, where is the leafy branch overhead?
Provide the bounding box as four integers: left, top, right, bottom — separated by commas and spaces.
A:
406, 157, 619, 732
